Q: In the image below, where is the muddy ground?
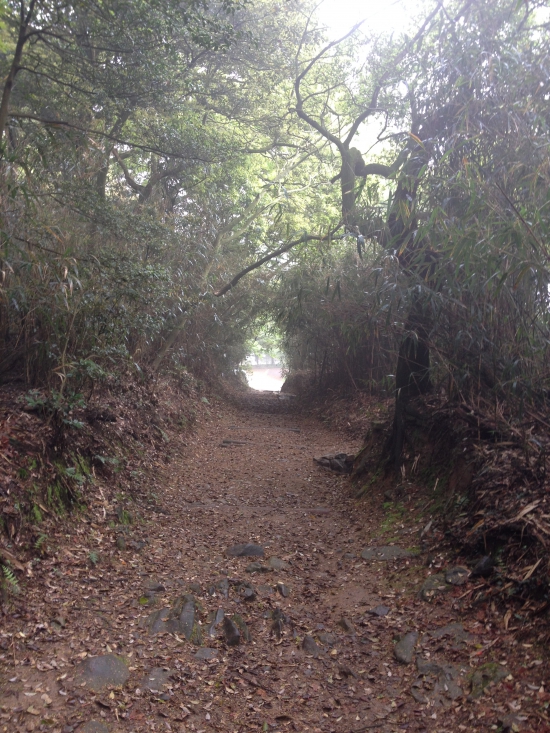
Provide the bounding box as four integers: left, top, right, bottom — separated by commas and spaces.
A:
0, 390, 548, 733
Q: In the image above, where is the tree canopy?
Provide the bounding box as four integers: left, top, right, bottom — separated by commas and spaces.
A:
0, 0, 549, 453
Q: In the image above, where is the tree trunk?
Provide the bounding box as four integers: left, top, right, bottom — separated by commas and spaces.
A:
385, 294, 432, 468
0, 0, 36, 145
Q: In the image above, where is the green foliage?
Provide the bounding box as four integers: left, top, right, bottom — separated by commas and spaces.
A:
25, 389, 86, 429
1, 564, 19, 595
0, 0, 546, 432
88, 551, 99, 567
46, 456, 91, 513
0, 0, 323, 386
275, 0, 550, 413
116, 508, 132, 526
34, 533, 48, 553
30, 504, 42, 524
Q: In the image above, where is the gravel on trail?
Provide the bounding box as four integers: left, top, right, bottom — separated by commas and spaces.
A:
0, 390, 543, 733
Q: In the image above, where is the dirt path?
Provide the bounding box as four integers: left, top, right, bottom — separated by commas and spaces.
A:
0, 392, 543, 733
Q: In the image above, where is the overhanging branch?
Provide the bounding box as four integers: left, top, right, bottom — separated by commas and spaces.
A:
214, 227, 343, 297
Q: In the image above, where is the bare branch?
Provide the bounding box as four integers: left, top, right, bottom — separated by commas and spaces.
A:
215, 227, 343, 297
294, 21, 365, 150
10, 113, 217, 162
112, 149, 144, 195
345, 1, 443, 146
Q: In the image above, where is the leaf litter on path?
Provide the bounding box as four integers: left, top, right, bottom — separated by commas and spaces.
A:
0, 390, 547, 733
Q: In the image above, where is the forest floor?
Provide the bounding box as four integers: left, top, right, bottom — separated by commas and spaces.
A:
1, 389, 549, 733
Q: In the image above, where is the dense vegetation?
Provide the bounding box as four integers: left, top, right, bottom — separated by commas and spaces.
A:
1, 0, 549, 465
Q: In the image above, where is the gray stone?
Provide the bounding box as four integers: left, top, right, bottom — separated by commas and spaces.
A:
232, 613, 251, 642
302, 635, 322, 657
144, 580, 166, 592
313, 454, 353, 473
206, 608, 224, 637
471, 555, 495, 578
195, 648, 218, 661
141, 667, 173, 692
213, 577, 229, 598
367, 605, 390, 617
425, 622, 473, 646
241, 586, 256, 601
416, 658, 464, 704
138, 592, 157, 607
226, 543, 264, 558
141, 607, 170, 635
80, 723, 110, 733
468, 662, 508, 699
267, 556, 289, 571
246, 562, 270, 573
410, 688, 428, 704
141, 595, 201, 641
337, 617, 354, 634
74, 654, 129, 692
177, 595, 196, 641
361, 546, 418, 561
445, 566, 470, 586
394, 632, 418, 664
223, 617, 241, 646
318, 632, 335, 646
276, 583, 290, 598
257, 584, 274, 597
130, 539, 146, 551
420, 574, 449, 601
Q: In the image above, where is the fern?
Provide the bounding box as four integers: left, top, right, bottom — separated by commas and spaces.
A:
2, 564, 19, 594
88, 551, 99, 566
34, 533, 48, 553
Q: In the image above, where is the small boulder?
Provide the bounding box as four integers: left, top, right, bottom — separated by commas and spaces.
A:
206, 608, 224, 637
246, 562, 270, 573
445, 566, 470, 586
223, 617, 241, 646
276, 583, 290, 598
195, 648, 218, 661
226, 543, 264, 558
177, 595, 197, 641
141, 667, 173, 692
337, 617, 355, 634
80, 722, 110, 733
394, 631, 418, 664
74, 654, 129, 692
267, 556, 289, 571
471, 556, 495, 578
302, 635, 322, 657
469, 662, 508, 699
420, 574, 449, 601
367, 605, 390, 617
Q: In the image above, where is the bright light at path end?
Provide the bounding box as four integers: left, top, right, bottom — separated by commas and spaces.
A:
316, 0, 417, 40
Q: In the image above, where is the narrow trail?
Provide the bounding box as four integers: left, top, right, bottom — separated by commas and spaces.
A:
1, 392, 530, 733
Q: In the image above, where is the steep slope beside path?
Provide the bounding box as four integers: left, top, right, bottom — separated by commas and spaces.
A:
0, 392, 545, 733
